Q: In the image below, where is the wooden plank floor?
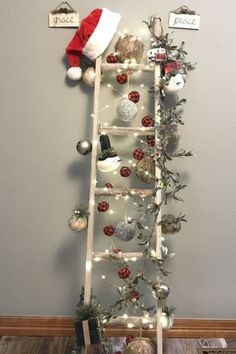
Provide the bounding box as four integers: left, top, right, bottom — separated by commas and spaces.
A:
0, 336, 234, 354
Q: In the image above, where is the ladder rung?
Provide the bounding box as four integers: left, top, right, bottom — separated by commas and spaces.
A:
102, 63, 154, 72
98, 126, 155, 136
107, 315, 157, 326
95, 188, 156, 197
92, 252, 143, 261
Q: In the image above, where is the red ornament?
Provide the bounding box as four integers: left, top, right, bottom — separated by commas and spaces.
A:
105, 183, 113, 188
141, 115, 154, 127
114, 352, 122, 354
106, 53, 119, 63
133, 148, 144, 160
103, 225, 115, 236
164, 60, 180, 75
120, 166, 131, 177
147, 135, 155, 146
116, 73, 128, 84
126, 335, 135, 345
118, 267, 131, 279
113, 248, 122, 254
97, 201, 109, 212
128, 91, 140, 103
129, 290, 140, 300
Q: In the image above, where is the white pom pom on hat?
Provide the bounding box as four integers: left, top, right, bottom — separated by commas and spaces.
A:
66, 8, 121, 80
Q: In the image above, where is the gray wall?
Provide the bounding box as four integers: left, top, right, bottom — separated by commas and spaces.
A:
0, 0, 236, 318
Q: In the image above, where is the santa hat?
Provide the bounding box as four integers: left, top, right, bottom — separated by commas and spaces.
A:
66, 8, 121, 80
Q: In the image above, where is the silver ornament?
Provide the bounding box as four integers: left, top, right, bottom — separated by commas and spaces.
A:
83, 67, 96, 87
115, 34, 144, 63
117, 100, 138, 122
124, 338, 156, 354
115, 221, 136, 242
159, 214, 181, 235
161, 312, 174, 329
152, 283, 170, 300
76, 140, 92, 155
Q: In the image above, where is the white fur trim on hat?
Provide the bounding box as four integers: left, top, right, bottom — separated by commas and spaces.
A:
67, 67, 82, 80
82, 8, 121, 60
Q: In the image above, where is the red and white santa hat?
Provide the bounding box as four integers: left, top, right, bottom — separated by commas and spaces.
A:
66, 8, 121, 80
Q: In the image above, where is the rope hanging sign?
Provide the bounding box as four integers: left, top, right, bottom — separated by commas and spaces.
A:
48, 1, 79, 28
169, 5, 200, 30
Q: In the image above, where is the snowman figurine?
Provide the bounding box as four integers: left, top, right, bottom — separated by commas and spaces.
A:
163, 73, 184, 94
97, 135, 121, 173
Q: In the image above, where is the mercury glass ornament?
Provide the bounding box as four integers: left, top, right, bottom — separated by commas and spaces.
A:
135, 156, 155, 183
115, 221, 136, 242
117, 100, 138, 122
124, 338, 156, 354
83, 67, 96, 87
68, 213, 88, 232
115, 34, 144, 63
160, 214, 181, 234
76, 140, 92, 155
152, 283, 170, 300
166, 123, 179, 145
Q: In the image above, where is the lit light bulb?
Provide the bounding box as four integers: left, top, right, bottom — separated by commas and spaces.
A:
86, 261, 92, 272
123, 313, 128, 319
127, 323, 134, 328
101, 275, 106, 279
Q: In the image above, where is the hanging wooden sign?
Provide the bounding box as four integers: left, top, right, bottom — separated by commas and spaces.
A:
169, 5, 200, 30
49, 1, 79, 28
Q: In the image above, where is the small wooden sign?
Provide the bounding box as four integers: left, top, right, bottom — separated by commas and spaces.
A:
169, 12, 200, 30
48, 1, 79, 28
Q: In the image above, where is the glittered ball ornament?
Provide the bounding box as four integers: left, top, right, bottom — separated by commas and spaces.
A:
118, 266, 131, 279
128, 290, 140, 300
103, 225, 115, 236
76, 140, 92, 155
135, 156, 155, 184
106, 53, 119, 63
68, 209, 88, 232
115, 34, 144, 63
126, 335, 135, 345
116, 73, 128, 84
133, 148, 144, 160
128, 90, 140, 103
152, 283, 170, 300
120, 166, 131, 177
160, 214, 181, 234
141, 115, 154, 127
97, 201, 109, 212
146, 135, 155, 146
105, 183, 113, 188
82, 67, 96, 87
115, 221, 136, 242
124, 338, 156, 354
117, 99, 138, 122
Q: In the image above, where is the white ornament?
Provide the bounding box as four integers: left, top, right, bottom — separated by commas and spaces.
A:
117, 99, 138, 122
161, 312, 174, 329
97, 156, 121, 173
163, 74, 184, 94
67, 67, 82, 80
83, 67, 96, 87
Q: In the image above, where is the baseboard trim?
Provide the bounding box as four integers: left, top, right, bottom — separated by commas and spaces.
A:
0, 317, 236, 338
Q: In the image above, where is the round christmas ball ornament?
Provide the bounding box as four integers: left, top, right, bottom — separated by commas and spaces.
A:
106, 53, 119, 63
129, 289, 140, 300
113, 248, 122, 254
117, 99, 138, 122
152, 283, 170, 300
120, 166, 131, 177
118, 266, 131, 279
97, 201, 109, 212
135, 156, 155, 184
160, 214, 181, 234
116, 73, 128, 84
133, 148, 144, 160
141, 115, 154, 127
163, 74, 184, 94
82, 67, 96, 87
115, 220, 136, 242
76, 140, 92, 155
128, 90, 140, 103
114, 352, 122, 354
126, 335, 135, 345
124, 338, 156, 354
105, 182, 113, 188
68, 208, 89, 232
146, 135, 155, 146
115, 34, 144, 63
103, 225, 115, 236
